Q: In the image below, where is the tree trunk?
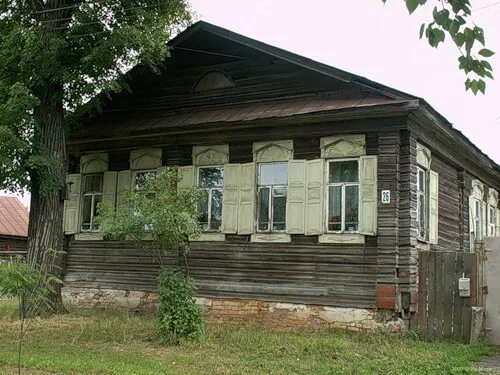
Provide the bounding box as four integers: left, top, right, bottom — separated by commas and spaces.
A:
27, 86, 67, 314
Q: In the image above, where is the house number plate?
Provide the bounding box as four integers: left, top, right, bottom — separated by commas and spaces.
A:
381, 190, 390, 204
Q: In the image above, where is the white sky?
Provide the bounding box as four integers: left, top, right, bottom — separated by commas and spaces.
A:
3, 0, 500, 209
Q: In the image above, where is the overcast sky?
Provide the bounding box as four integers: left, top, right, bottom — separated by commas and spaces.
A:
3, 0, 500, 208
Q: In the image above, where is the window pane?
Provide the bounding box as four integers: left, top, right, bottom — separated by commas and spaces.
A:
259, 163, 288, 185
84, 174, 103, 193
328, 186, 342, 231
81, 195, 92, 230
134, 171, 155, 190
92, 195, 102, 231
199, 167, 223, 187
210, 189, 223, 230
272, 187, 287, 231
345, 185, 359, 232
329, 161, 358, 183
258, 187, 270, 231
418, 193, 425, 238
198, 189, 209, 230
418, 170, 425, 192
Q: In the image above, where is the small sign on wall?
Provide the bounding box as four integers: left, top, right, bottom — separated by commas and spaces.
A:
381, 190, 391, 204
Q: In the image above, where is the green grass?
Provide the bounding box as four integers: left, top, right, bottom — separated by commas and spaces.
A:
0, 299, 493, 375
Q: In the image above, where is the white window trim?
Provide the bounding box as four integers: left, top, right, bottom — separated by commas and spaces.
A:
256, 162, 288, 233
470, 197, 483, 244
488, 205, 496, 237
325, 158, 360, 234
80, 173, 103, 233
417, 166, 429, 242
197, 165, 224, 232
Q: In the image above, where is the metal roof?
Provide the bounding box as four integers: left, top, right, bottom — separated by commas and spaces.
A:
0, 196, 29, 237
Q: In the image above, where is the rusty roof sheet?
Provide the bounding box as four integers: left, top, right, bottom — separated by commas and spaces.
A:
0, 196, 29, 237
73, 92, 412, 140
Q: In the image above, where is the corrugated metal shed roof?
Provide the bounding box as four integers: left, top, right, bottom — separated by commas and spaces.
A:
0, 196, 29, 237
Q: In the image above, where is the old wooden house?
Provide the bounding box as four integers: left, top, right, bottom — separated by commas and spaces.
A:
62, 21, 500, 336
0, 196, 28, 258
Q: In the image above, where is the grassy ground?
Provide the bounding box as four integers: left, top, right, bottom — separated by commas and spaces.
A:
0, 299, 493, 375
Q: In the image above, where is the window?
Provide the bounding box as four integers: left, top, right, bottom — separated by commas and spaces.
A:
257, 163, 287, 232
489, 206, 496, 237
133, 170, 156, 191
326, 159, 359, 232
197, 166, 224, 231
417, 167, 429, 240
81, 174, 103, 232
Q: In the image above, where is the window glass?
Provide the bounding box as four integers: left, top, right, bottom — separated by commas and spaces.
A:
327, 160, 359, 233
259, 163, 288, 185
134, 171, 156, 190
197, 166, 224, 231
258, 187, 270, 231
329, 160, 359, 183
81, 174, 103, 232
328, 185, 342, 231
272, 187, 287, 231
198, 167, 223, 187
345, 185, 359, 232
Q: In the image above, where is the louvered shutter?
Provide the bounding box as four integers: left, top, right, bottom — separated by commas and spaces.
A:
469, 196, 475, 251
237, 162, 256, 235
429, 170, 439, 244
286, 160, 306, 234
496, 208, 500, 237
64, 174, 81, 234
222, 164, 240, 234
482, 201, 487, 239
359, 155, 378, 236
305, 159, 324, 235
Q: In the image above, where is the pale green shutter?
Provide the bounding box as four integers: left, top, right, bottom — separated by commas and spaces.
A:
222, 164, 240, 234
482, 201, 487, 239
287, 160, 306, 234
157, 166, 166, 174
64, 174, 81, 234
469, 196, 475, 251
102, 171, 117, 209
429, 170, 439, 244
359, 155, 378, 236
305, 159, 324, 235
238, 162, 256, 235
496, 208, 500, 237
117, 170, 132, 210
177, 166, 195, 191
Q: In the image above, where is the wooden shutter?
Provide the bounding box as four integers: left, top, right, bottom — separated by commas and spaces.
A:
117, 170, 132, 210
359, 155, 378, 236
157, 166, 166, 174
238, 162, 256, 235
287, 160, 306, 234
177, 166, 195, 191
102, 171, 117, 210
222, 163, 240, 234
64, 174, 81, 234
469, 196, 475, 251
482, 201, 487, 239
496, 208, 500, 237
305, 159, 324, 235
429, 170, 439, 244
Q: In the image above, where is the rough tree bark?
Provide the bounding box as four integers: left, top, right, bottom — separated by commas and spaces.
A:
26, 0, 69, 314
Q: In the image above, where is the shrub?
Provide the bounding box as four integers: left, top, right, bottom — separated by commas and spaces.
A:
157, 268, 203, 345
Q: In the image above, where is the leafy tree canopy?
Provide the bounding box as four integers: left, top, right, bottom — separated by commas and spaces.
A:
386, 0, 495, 94
0, 0, 192, 194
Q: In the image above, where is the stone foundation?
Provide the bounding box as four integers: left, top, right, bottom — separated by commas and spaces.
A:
62, 287, 407, 332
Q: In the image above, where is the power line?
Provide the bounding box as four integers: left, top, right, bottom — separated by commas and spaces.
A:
472, 1, 500, 12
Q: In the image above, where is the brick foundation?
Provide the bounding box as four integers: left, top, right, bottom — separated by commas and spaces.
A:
62, 287, 407, 332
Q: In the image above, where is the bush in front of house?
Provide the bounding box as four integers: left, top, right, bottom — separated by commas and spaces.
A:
157, 268, 203, 345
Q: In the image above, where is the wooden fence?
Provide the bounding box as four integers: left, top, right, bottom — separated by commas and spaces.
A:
416, 250, 479, 342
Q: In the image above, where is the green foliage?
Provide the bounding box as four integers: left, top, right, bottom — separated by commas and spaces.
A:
96, 168, 201, 265
156, 269, 204, 345
383, 0, 495, 95
0, 0, 192, 194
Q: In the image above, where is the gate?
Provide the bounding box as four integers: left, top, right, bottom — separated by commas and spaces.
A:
416, 250, 479, 342
485, 237, 500, 344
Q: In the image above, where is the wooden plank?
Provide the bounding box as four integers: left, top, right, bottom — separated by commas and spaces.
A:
452, 252, 464, 340
461, 253, 473, 343
442, 252, 455, 338
434, 252, 445, 338
417, 250, 429, 337
426, 251, 437, 339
